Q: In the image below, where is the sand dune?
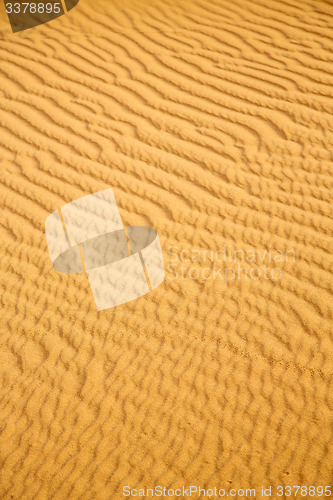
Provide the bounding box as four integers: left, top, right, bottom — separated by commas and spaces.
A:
0, 0, 332, 498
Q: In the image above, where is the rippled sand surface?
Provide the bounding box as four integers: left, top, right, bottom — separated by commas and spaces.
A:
0, 0, 332, 498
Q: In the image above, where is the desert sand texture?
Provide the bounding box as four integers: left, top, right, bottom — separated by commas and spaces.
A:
0, 0, 333, 498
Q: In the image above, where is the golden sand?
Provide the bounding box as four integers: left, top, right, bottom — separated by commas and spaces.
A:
0, 0, 332, 498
